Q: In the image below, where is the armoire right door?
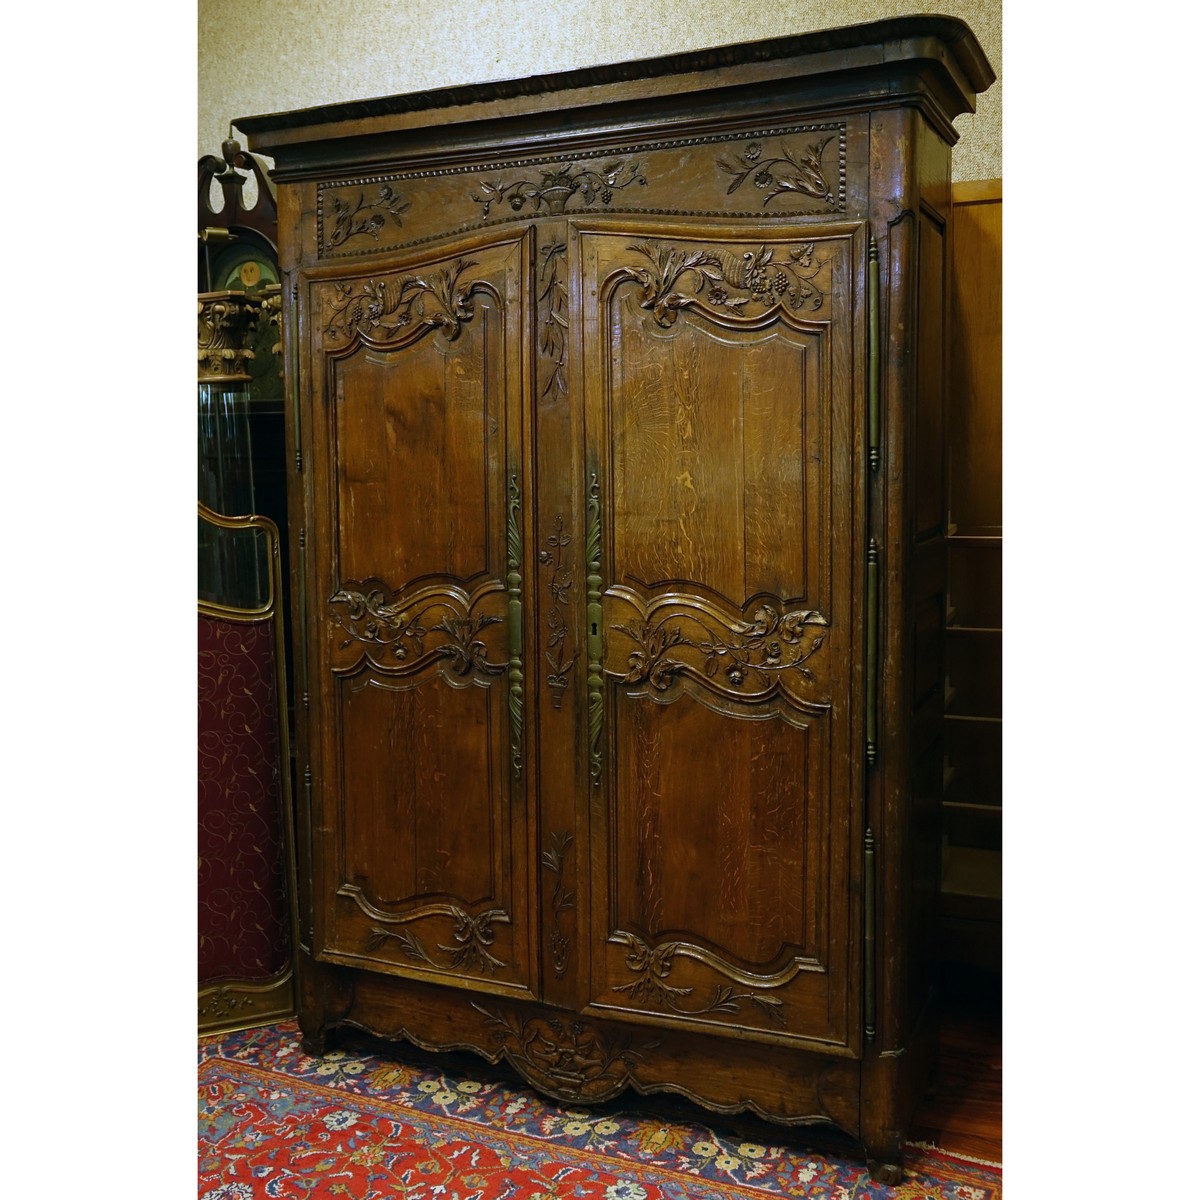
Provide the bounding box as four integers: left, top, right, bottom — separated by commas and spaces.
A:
576, 219, 866, 1052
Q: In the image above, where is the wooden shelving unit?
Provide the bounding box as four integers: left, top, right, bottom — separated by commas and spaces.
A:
941, 179, 1002, 972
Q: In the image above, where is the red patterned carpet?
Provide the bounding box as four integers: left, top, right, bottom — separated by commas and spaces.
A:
199, 1022, 1001, 1198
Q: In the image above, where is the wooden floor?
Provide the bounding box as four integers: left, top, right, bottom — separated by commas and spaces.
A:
911, 964, 1002, 1163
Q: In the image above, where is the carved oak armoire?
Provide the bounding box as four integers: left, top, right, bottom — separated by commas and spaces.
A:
238, 16, 994, 1179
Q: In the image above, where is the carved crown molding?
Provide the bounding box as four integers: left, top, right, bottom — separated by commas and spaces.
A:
236, 17, 993, 143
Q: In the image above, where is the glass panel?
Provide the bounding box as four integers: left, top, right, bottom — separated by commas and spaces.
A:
198, 381, 258, 518
199, 518, 271, 611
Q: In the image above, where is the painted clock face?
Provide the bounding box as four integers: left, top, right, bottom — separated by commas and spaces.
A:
212, 243, 280, 297
210, 242, 283, 401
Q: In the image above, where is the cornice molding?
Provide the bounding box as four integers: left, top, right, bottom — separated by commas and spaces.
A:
237, 17, 994, 163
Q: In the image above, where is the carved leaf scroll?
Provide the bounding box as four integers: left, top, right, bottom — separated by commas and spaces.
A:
623, 239, 827, 327
538, 514, 576, 709
473, 1004, 657, 1103
717, 136, 836, 207
611, 933, 785, 1025
472, 160, 646, 218
367, 906, 510, 975
507, 474, 525, 779
538, 242, 568, 399
323, 184, 412, 252
541, 830, 576, 977
330, 583, 505, 679
613, 603, 829, 695
321, 258, 479, 346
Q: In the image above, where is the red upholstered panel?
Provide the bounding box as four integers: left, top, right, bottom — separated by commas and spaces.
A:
198, 613, 291, 984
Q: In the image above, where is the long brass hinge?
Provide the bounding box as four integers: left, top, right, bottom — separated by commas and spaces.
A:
298, 526, 310, 712
290, 282, 302, 472
866, 537, 879, 767
868, 236, 880, 474
303, 763, 315, 944
864, 826, 876, 1042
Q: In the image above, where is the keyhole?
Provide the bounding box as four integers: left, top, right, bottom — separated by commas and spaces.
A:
591, 622, 598, 636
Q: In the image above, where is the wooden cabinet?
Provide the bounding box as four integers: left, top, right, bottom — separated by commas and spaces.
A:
238, 16, 994, 1181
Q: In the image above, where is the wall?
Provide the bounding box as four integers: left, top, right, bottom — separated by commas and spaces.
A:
198, 0, 1000, 182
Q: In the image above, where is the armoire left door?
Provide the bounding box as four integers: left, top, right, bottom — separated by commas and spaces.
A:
300, 229, 538, 1001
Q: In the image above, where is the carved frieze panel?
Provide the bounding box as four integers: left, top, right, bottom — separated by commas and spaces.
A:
314, 121, 856, 261
321, 181, 411, 252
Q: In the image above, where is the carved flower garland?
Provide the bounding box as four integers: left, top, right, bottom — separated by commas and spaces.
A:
625, 239, 826, 326
322, 258, 477, 343
612, 934, 785, 1024
472, 160, 647, 217
614, 604, 828, 693
717, 136, 836, 207
331, 586, 504, 678
323, 183, 411, 252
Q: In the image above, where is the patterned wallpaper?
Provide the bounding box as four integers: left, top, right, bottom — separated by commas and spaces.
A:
199, 0, 1000, 182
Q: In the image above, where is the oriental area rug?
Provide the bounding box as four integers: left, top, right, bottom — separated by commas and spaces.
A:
199, 1022, 1001, 1199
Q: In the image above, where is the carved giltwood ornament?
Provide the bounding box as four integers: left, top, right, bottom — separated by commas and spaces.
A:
198, 290, 259, 382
